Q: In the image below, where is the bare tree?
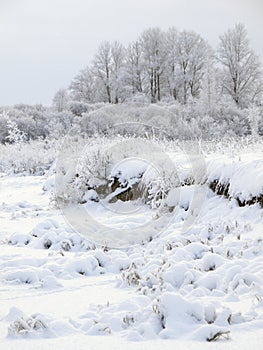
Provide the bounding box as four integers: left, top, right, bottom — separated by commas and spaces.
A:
126, 41, 144, 95
173, 30, 208, 104
92, 41, 126, 103
69, 66, 95, 103
217, 23, 263, 106
140, 28, 166, 103
93, 41, 113, 103
110, 41, 126, 103
199, 46, 218, 115
52, 88, 70, 112
165, 27, 179, 100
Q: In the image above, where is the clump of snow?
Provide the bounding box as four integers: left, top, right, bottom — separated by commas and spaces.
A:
110, 158, 149, 184
8, 312, 48, 337
6, 307, 76, 338
207, 156, 263, 204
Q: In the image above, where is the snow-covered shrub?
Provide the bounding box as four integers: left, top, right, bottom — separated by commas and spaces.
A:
8, 314, 47, 336
55, 135, 181, 209
0, 139, 58, 175
0, 110, 10, 143
54, 136, 112, 205
69, 101, 106, 117
4, 269, 39, 284
0, 100, 258, 146
69, 101, 90, 116
0, 105, 48, 143
5, 119, 27, 144
121, 263, 141, 286
29, 219, 91, 252
79, 103, 181, 138
214, 104, 250, 137
7, 232, 32, 246
47, 112, 74, 139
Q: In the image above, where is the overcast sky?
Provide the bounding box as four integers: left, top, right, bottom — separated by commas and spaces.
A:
0, 0, 262, 106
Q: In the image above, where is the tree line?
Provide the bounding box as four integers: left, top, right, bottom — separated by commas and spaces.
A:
53, 23, 262, 111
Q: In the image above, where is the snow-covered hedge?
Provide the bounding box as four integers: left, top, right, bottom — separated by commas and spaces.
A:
1, 100, 262, 147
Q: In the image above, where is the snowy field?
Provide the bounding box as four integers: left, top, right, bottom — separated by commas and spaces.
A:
1, 1, 263, 348
0, 140, 263, 350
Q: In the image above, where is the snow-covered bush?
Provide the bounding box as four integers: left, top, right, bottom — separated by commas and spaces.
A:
54, 135, 180, 209
0, 139, 58, 175
0, 100, 260, 144
76, 101, 255, 140
8, 314, 48, 336
5, 119, 27, 144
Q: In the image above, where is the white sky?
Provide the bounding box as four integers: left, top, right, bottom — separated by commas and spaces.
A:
0, 0, 262, 106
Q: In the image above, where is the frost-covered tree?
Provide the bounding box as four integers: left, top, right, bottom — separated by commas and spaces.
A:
217, 23, 263, 107
92, 41, 113, 103
172, 30, 208, 104
126, 41, 144, 95
91, 41, 127, 104
140, 28, 166, 103
52, 88, 70, 112
68, 24, 262, 109
69, 66, 95, 103
110, 41, 127, 103
164, 27, 179, 100
199, 47, 218, 115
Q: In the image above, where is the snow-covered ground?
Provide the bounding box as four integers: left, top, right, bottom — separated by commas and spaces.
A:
0, 148, 263, 349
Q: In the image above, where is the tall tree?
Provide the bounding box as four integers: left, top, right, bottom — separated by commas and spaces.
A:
93, 41, 113, 103
140, 28, 166, 103
69, 66, 95, 103
165, 27, 179, 100
110, 41, 126, 103
92, 41, 126, 103
199, 46, 218, 115
173, 30, 208, 104
126, 41, 144, 95
217, 23, 263, 106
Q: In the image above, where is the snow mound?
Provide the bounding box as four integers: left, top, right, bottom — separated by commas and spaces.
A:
207, 156, 263, 205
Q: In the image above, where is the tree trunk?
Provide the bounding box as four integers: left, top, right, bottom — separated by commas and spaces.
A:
106, 84, 111, 103
157, 72, 161, 101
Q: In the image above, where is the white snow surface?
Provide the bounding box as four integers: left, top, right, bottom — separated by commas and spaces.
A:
0, 150, 263, 349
